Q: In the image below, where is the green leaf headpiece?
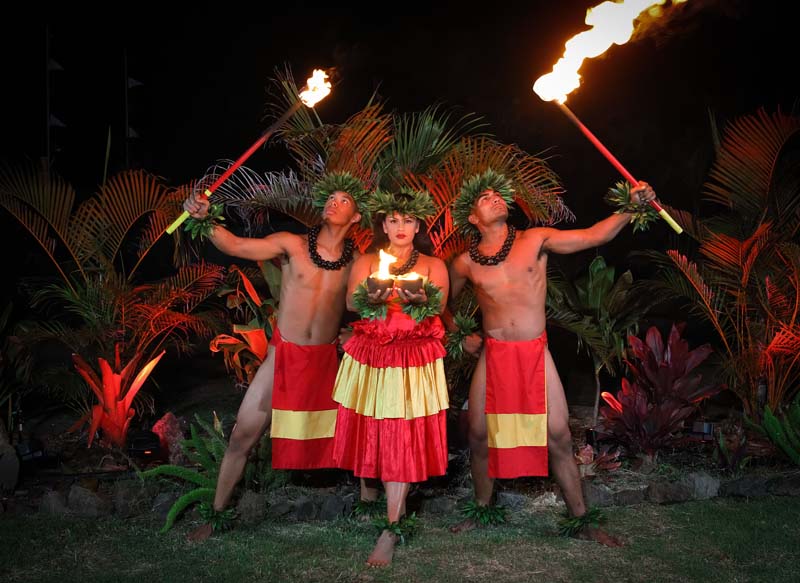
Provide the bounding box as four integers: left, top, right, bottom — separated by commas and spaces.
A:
310, 171, 371, 228
453, 168, 515, 236
367, 188, 436, 221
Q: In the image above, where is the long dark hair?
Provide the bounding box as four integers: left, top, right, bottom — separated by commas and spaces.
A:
368, 213, 434, 256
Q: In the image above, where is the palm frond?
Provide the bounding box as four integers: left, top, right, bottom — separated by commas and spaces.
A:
142, 262, 226, 314
262, 63, 327, 169
378, 104, 488, 189
0, 163, 83, 286
193, 162, 318, 230
68, 169, 171, 277
704, 108, 800, 224
326, 102, 393, 184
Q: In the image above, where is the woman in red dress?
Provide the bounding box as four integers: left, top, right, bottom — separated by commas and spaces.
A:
332, 189, 450, 566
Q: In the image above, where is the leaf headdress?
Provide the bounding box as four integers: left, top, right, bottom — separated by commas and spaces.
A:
367, 188, 436, 221
310, 171, 371, 228
452, 168, 516, 236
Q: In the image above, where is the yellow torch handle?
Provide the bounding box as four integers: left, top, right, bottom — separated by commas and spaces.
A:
657, 209, 683, 235
165, 211, 190, 235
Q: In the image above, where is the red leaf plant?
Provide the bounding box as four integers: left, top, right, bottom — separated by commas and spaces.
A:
597, 323, 725, 461
71, 344, 165, 448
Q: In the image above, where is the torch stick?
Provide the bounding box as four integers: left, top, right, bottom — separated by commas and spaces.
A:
555, 101, 683, 234
165, 101, 303, 234
165, 69, 331, 235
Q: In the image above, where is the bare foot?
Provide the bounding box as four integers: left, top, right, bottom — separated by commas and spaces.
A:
449, 517, 478, 534
366, 530, 398, 567
575, 526, 624, 547
187, 523, 213, 542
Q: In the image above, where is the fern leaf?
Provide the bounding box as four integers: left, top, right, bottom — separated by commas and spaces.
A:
160, 487, 215, 533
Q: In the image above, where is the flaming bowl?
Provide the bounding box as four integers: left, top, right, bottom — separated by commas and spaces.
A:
394, 276, 422, 294
367, 274, 394, 294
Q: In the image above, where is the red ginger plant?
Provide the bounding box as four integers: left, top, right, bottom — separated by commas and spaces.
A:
597, 323, 725, 461
72, 344, 165, 448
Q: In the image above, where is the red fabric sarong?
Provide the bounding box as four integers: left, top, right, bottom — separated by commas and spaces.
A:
485, 332, 548, 478
270, 326, 339, 469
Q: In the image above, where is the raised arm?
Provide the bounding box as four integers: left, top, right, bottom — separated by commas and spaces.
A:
183, 190, 294, 261
540, 181, 656, 255
208, 227, 296, 262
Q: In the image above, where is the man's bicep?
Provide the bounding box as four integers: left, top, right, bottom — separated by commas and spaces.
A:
236, 232, 292, 261
540, 227, 592, 255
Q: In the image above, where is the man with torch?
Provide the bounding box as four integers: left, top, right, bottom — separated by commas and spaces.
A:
165, 68, 333, 235
447, 169, 657, 545
182, 170, 371, 541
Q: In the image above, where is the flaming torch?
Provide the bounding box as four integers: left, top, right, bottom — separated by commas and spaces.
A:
533, 0, 683, 234
165, 69, 332, 234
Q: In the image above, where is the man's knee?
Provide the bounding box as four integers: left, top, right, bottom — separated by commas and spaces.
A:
548, 425, 573, 456
467, 428, 489, 453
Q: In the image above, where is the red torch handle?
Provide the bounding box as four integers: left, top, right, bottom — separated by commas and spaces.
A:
165, 99, 304, 234
556, 102, 682, 233
206, 99, 304, 194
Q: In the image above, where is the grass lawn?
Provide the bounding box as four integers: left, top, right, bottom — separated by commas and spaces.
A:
2, 494, 798, 583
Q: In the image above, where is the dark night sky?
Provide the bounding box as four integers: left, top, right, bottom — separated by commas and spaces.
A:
3, 0, 798, 263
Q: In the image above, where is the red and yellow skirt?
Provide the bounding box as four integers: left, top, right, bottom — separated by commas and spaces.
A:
332, 309, 449, 483
485, 332, 548, 478
269, 327, 339, 469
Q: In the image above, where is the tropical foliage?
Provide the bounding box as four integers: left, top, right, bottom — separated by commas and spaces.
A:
635, 108, 800, 419
209, 262, 281, 387
597, 323, 724, 460
140, 412, 229, 532
547, 255, 654, 421
761, 393, 800, 465
0, 164, 226, 447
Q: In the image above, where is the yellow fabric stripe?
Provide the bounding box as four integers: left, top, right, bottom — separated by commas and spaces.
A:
486, 413, 548, 449
270, 408, 337, 440
332, 355, 449, 420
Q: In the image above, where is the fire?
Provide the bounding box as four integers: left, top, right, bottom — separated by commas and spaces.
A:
299, 69, 332, 107
376, 249, 397, 279
395, 272, 421, 282
533, 0, 676, 104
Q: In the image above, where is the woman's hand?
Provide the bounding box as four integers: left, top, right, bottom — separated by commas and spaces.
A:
366, 286, 393, 305
396, 286, 427, 304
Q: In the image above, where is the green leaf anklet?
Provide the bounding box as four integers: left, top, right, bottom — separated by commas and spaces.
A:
557, 506, 606, 538
198, 501, 237, 532
459, 499, 508, 526
373, 512, 419, 544
353, 496, 386, 518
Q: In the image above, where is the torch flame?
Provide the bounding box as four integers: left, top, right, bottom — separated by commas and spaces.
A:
299, 69, 332, 107
533, 0, 675, 104
376, 249, 398, 279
